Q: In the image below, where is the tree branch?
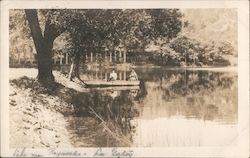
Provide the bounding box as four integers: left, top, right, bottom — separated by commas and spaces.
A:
24, 9, 43, 50
44, 16, 66, 41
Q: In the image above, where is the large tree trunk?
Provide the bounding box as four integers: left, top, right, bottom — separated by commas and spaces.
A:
25, 9, 60, 83
36, 37, 54, 82
69, 52, 81, 81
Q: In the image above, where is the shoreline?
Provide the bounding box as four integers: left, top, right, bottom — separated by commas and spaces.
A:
133, 65, 238, 72
9, 69, 76, 148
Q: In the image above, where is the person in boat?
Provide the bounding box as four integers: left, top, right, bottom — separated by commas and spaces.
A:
108, 69, 118, 81
129, 69, 138, 81
129, 89, 138, 97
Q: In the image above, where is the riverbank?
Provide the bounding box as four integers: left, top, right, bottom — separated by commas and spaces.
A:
9, 68, 131, 148
9, 68, 80, 148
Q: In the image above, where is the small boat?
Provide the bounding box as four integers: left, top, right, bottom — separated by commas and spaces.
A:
84, 80, 140, 87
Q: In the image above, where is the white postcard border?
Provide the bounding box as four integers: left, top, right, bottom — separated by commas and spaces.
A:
1, 0, 249, 157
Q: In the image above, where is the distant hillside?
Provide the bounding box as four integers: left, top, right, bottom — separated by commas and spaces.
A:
182, 9, 237, 52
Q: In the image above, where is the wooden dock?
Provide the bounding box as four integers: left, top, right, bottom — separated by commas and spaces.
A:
84, 80, 140, 87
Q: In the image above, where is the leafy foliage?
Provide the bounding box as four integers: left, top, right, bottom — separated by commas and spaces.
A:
62, 9, 183, 57
147, 36, 234, 66
10, 9, 234, 68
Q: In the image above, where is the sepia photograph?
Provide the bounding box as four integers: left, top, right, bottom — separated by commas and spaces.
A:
1, 0, 249, 157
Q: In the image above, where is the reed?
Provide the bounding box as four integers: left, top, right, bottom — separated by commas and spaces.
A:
88, 106, 131, 146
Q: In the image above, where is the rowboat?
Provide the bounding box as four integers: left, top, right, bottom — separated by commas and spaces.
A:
84, 80, 140, 87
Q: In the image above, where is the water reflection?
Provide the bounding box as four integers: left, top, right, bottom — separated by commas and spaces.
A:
67, 88, 142, 147
66, 68, 237, 147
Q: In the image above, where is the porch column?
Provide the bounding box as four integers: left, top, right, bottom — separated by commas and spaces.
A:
95, 53, 98, 62
90, 52, 93, 62
66, 53, 69, 64
119, 72, 122, 80
119, 51, 122, 62
105, 72, 107, 80
109, 52, 112, 62
59, 54, 63, 65
123, 51, 126, 63
123, 71, 126, 80
105, 51, 107, 61
54, 57, 57, 64
95, 71, 98, 80
17, 49, 21, 64
91, 73, 94, 80
114, 51, 117, 62
23, 48, 27, 64
100, 71, 103, 80
85, 53, 88, 63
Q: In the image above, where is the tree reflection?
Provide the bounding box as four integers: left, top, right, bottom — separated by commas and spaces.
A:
140, 70, 236, 98
68, 69, 237, 147
70, 86, 145, 146
138, 70, 237, 122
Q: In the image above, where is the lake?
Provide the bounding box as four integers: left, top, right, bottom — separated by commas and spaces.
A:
64, 67, 238, 147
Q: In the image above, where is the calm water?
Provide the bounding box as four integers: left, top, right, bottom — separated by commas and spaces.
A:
64, 67, 238, 147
